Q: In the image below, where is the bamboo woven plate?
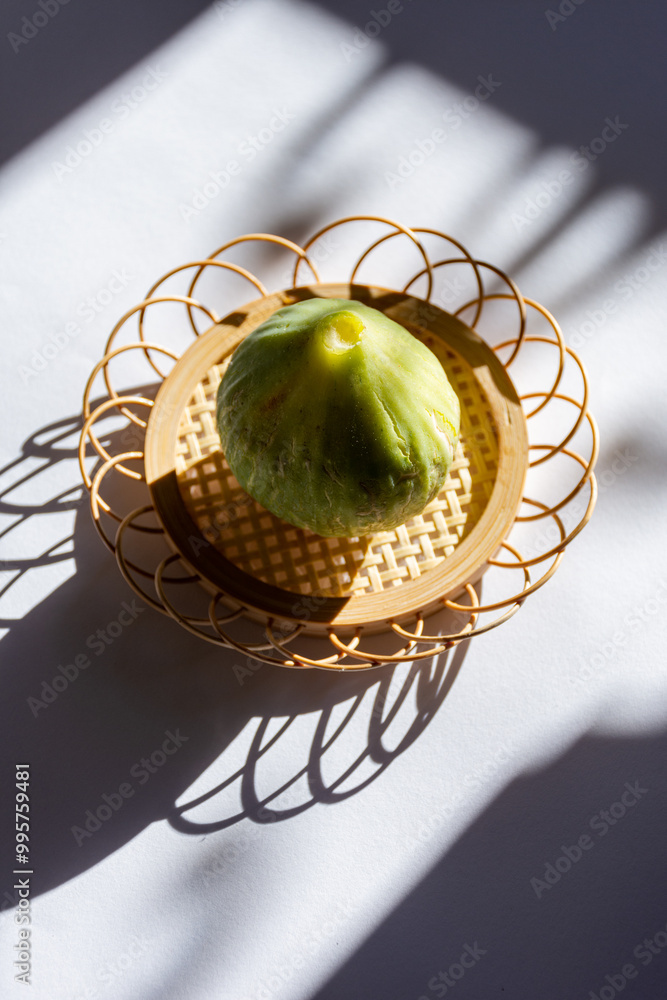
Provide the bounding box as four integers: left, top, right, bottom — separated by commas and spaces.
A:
145, 283, 526, 629
79, 216, 599, 669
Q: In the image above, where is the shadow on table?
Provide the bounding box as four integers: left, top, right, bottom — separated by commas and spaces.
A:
310, 725, 667, 1000
6, 0, 667, 233
0, 0, 212, 166
310, 0, 667, 214
0, 406, 470, 906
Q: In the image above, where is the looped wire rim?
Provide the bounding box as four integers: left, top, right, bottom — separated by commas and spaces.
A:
78, 217, 598, 670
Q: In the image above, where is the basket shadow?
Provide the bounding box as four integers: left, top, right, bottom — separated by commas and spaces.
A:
167, 638, 467, 835
0, 407, 472, 907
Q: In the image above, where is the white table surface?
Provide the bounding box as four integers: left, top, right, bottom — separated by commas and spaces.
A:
2, 2, 667, 998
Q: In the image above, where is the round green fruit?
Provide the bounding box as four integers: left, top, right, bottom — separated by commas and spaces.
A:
216, 297, 460, 537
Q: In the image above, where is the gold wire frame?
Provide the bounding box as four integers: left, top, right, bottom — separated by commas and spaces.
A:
78, 216, 599, 670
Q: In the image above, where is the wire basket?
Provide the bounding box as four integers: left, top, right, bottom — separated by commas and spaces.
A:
79, 216, 598, 670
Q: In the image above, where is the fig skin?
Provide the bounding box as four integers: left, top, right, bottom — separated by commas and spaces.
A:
216, 297, 460, 537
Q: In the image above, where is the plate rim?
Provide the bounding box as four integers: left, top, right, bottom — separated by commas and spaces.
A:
144, 282, 529, 627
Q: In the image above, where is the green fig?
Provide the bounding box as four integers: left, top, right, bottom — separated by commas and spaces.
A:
216, 297, 460, 537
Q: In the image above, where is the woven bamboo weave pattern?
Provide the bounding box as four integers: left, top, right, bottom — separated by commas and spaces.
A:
174, 334, 499, 596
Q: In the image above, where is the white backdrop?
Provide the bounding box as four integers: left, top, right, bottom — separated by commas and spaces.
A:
2, 2, 667, 998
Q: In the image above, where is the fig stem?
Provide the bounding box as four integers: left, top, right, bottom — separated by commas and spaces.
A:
317, 310, 365, 354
